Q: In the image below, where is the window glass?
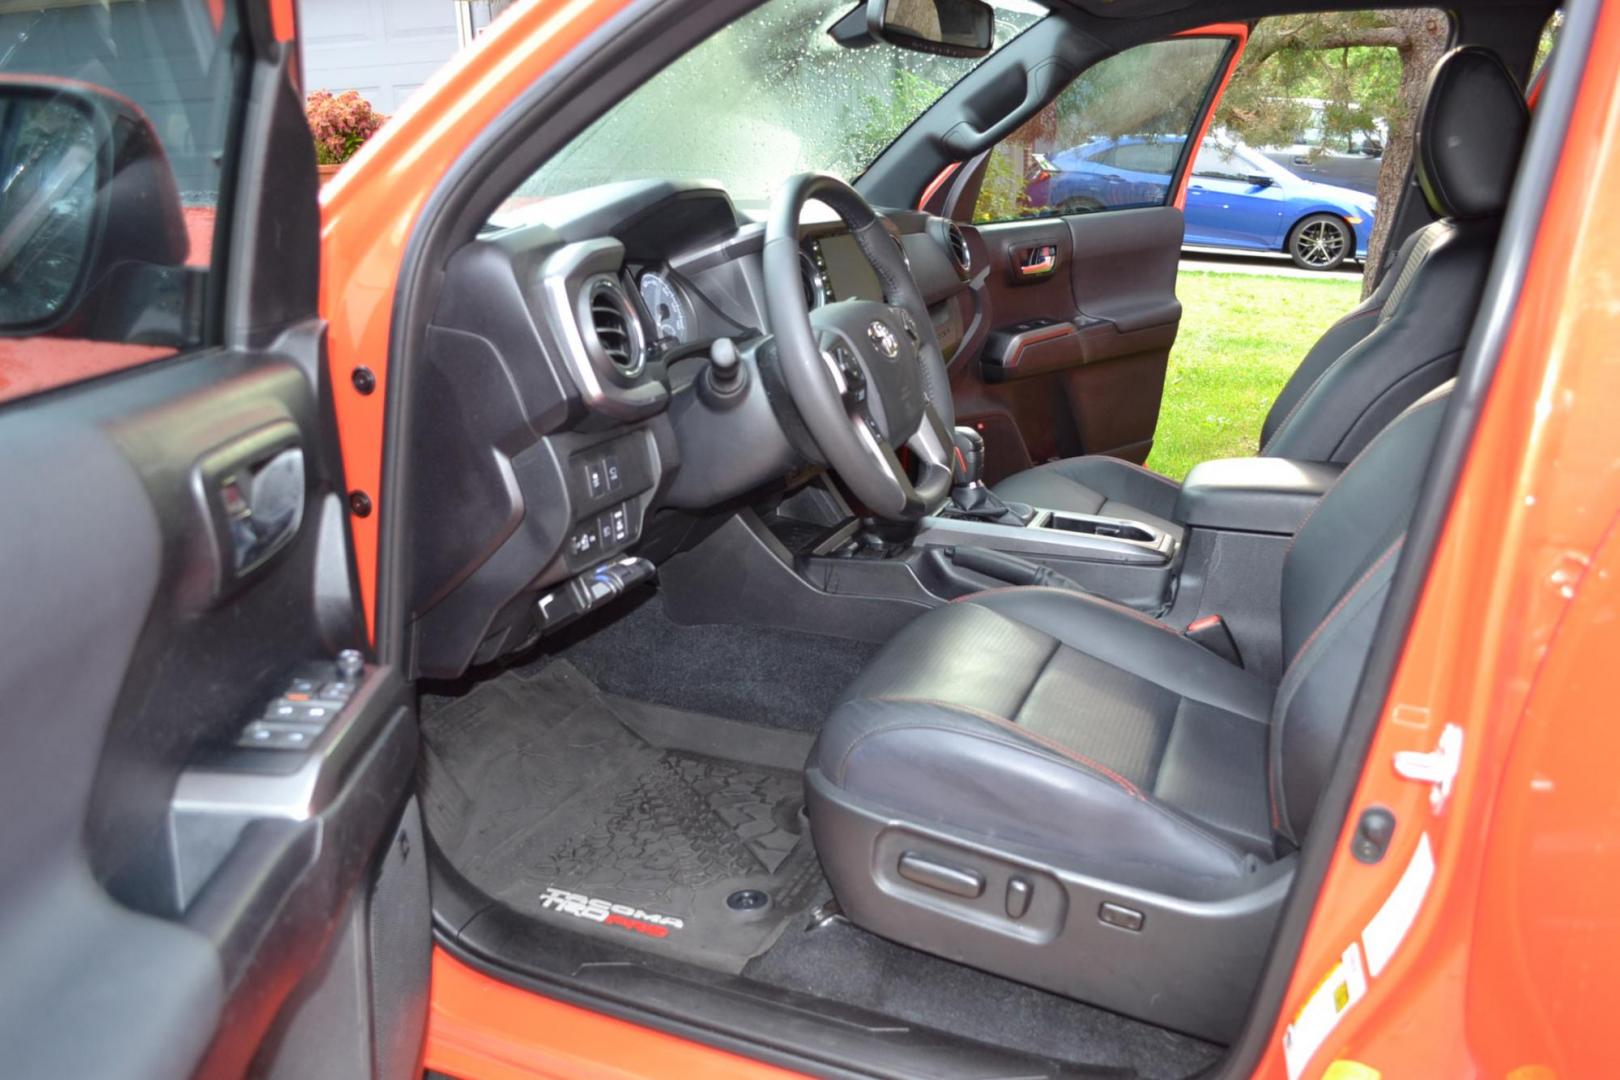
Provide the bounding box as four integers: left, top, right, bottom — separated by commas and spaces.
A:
1110, 140, 1182, 175
0, 0, 241, 405
492, 0, 1046, 222
1193, 141, 1273, 180
1192, 141, 1232, 177
973, 36, 1231, 224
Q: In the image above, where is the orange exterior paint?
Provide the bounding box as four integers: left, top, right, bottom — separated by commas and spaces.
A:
1172, 24, 1249, 210
916, 159, 962, 212
1254, 3, 1620, 1077
425, 948, 802, 1080
320, 0, 636, 636
269, 0, 297, 43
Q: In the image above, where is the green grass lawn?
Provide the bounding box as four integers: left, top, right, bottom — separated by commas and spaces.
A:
1144, 270, 1364, 481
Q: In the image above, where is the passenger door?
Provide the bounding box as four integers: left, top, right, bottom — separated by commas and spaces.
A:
0, 3, 426, 1078
940, 31, 1245, 483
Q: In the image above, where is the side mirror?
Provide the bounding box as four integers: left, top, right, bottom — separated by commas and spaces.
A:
830, 0, 995, 59
1245, 174, 1276, 188
0, 76, 189, 341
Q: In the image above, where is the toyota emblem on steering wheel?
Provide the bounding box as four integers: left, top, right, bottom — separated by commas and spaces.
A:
868, 320, 899, 358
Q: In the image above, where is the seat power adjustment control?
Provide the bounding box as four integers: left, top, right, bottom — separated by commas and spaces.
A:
1006, 876, 1032, 919
897, 851, 984, 898
1099, 901, 1145, 932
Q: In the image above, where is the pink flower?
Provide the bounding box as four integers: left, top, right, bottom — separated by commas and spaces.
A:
306, 90, 386, 165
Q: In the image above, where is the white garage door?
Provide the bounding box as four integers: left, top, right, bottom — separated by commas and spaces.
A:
299, 0, 461, 114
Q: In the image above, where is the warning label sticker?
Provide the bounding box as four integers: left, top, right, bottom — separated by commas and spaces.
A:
1283, 942, 1368, 1080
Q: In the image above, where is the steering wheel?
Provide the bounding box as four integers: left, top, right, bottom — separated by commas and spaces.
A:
764, 173, 957, 521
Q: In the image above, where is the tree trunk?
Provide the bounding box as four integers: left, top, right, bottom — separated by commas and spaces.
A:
1362, 9, 1450, 297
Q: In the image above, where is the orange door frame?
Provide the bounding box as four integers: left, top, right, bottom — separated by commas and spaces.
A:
1254, 2, 1620, 1076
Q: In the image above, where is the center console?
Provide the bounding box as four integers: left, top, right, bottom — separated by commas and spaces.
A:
915, 505, 1179, 610
656, 444, 1342, 679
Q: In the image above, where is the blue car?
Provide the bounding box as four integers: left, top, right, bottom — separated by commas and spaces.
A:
1038, 135, 1376, 271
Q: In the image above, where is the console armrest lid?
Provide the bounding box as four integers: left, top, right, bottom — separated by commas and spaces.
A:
1174, 458, 1344, 536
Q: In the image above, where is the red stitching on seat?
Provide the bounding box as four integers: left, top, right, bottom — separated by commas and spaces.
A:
951, 585, 1183, 637
1268, 759, 1284, 833
872, 695, 1147, 801
1288, 535, 1406, 671
1283, 396, 1447, 558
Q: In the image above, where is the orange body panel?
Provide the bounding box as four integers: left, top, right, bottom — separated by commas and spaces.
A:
425, 949, 801, 1079
1254, 3, 1620, 1076
320, 0, 635, 636
269, 0, 296, 42
916, 159, 962, 211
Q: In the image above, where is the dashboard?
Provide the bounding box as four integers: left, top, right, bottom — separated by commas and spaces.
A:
404, 179, 976, 679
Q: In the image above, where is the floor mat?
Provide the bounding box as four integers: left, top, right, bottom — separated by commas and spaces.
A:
420, 660, 824, 973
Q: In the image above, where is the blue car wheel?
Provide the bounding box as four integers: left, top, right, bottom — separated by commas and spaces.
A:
1287, 212, 1354, 271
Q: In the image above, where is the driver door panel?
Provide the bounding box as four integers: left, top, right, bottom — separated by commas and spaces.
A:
0, 5, 426, 1078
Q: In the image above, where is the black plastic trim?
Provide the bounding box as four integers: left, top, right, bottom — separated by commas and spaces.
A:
375, 0, 767, 670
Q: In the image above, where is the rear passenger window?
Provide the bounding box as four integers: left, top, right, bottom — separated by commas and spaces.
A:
973, 37, 1233, 224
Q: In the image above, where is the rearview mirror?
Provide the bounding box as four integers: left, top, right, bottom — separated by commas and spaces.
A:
831, 0, 996, 59
0, 76, 188, 340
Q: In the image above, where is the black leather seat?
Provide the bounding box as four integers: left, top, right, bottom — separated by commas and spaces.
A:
990, 47, 1525, 522
806, 382, 1455, 1040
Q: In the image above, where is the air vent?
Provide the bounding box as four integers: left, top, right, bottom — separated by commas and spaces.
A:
945, 222, 972, 278
585, 280, 645, 378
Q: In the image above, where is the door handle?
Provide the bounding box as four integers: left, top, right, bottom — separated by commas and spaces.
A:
193, 421, 306, 602
1015, 244, 1058, 280
221, 447, 304, 575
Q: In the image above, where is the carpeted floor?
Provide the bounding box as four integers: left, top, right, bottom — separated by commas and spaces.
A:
747, 916, 1223, 1080
534, 588, 880, 733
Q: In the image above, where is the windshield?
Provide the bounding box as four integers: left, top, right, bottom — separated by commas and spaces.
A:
490, 0, 1045, 224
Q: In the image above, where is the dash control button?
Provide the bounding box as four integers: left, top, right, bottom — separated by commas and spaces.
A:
264, 699, 301, 722
239, 720, 324, 750
1098, 901, 1144, 932
605, 456, 622, 492
584, 460, 606, 498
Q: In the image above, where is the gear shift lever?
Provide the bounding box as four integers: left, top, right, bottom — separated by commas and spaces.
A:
948, 427, 1033, 525
954, 426, 986, 486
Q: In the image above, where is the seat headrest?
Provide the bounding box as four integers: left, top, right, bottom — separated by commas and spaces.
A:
1415, 47, 1529, 220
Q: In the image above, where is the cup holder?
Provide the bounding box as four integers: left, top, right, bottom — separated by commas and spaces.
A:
1042, 513, 1157, 544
